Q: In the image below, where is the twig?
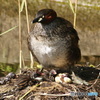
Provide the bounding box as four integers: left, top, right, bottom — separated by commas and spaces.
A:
96, 64, 100, 68
32, 93, 71, 97
86, 72, 100, 90
19, 84, 39, 100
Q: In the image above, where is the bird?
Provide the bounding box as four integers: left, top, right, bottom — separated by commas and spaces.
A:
28, 9, 81, 72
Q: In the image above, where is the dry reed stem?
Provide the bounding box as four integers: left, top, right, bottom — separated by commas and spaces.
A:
24, 0, 34, 68
18, 0, 22, 73
74, 0, 78, 28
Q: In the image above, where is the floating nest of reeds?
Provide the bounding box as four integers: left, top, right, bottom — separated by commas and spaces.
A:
0, 65, 100, 100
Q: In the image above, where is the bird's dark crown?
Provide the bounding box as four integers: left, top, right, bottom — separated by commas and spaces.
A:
32, 9, 57, 24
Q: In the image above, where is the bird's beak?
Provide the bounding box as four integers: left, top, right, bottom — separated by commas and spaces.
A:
32, 16, 44, 23
32, 17, 39, 23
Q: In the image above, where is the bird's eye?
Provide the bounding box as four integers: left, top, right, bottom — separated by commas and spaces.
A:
45, 15, 52, 19
47, 15, 52, 19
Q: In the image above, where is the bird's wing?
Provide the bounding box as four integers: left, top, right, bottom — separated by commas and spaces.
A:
65, 26, 81, 64
66, 27, 79, 46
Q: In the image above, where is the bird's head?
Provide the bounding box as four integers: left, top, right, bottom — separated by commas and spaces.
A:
32, 9, 57, 24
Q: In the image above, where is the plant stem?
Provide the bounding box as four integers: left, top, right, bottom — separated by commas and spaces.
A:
74, 0, 78, 28
24, 0, 33, 68
18, 0, 22, 73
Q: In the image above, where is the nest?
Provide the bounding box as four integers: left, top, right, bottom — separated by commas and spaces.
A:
0, 66, 100, 100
